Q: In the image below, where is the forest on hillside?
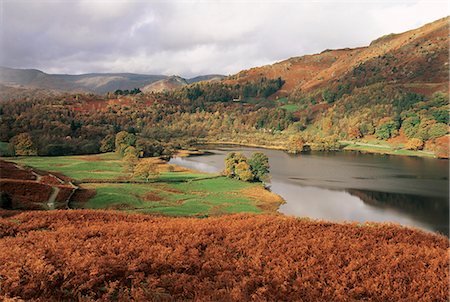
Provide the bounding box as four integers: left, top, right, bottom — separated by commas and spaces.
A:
0, 78, 448, 158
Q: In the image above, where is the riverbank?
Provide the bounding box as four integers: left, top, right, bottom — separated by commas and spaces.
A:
201, 139, 445, 159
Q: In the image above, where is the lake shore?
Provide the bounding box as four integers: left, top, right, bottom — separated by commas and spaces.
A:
201, 139, 443, 159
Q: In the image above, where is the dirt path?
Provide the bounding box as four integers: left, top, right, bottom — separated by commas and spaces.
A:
31, 171, 42, 182
47, 187, 60, 210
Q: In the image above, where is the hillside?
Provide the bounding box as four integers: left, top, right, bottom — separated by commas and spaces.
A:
0, 17, 448, 158
0, 67, 226, 94
142, 75, 188, 93
0, 210, 448, 301
224, 17, 448, 97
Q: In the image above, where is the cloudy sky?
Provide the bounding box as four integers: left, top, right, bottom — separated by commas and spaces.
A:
0, 0, 448, 77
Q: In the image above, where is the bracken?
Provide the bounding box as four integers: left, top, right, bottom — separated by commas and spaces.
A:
0, 210, 448, 301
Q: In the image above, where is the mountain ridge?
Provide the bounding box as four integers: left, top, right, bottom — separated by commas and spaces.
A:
0, 66, 226, 94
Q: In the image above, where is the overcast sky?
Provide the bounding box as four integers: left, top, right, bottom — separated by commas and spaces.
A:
0, 0, 448, 77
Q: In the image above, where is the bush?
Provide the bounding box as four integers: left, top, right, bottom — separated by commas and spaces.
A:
405, 138, 424, 150
375, 121, 397, 140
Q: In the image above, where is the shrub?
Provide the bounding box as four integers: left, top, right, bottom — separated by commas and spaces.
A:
405, 138, 424, 150
375, 121, 397, 140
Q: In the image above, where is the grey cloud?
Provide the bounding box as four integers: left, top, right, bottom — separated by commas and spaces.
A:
0, 0, 447, 77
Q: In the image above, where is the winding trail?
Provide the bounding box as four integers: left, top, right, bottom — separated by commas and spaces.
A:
47, 187, 60, 210
11, 163, 79, 209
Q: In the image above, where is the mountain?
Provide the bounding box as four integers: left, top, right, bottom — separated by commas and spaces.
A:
224, 17, 448, 97
187, 74, 226, 84
141, 74, 226, 93
142, 76, 188, 93
0, 67, 168, 94
0, 67, 227, 94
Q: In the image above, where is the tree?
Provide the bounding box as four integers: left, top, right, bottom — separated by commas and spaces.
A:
10, 133, 37, 156
115, 131, 136, 155
134, 159, 160, 182
235, 161, 253, 182
224, 152, 247, 178
375, 121, 397, 140
248, 152, 270, 182
100, 134, 115, 153
123, 146, 139, 172
405, 138, 424, 150
428, 123, 448, 139
287, 135, 305, 154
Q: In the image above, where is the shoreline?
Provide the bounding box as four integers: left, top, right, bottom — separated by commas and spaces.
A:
200, 140, 444, 159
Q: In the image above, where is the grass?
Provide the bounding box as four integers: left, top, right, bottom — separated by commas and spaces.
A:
280, 103, 300, 112
8, 152, 279, 216
73, 177, 264, 216
10, 153, 129, 180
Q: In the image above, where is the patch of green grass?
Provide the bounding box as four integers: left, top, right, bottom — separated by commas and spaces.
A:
10, 153, 128, 180
75, 176, 264, 216
276, 97, 288, 104
9, 153, 271, 216
280, 104, 300, 112
156, 172, 209, 182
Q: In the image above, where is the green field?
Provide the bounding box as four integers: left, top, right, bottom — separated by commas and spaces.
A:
9, 153, 276, 216
11, 153, 128, 180
76, 177, 261, 216
280, 103, 300, 112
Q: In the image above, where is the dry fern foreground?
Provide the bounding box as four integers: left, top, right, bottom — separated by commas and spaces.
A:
0, 210, 448, 301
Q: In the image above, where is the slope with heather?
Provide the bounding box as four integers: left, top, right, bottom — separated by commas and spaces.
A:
0, 210, 448, 301
225, 17, 448, 97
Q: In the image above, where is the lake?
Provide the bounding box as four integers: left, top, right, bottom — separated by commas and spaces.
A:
170, 145, 449, 235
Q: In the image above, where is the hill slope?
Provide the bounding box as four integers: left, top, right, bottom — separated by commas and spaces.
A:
0, 210, 448, 301
225, 17, 448, 97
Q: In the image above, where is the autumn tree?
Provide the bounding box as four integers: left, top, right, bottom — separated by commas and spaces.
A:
235, 161, 253, 182
248, 152, 270, 182
10, 133, 37, 156
405, 138, 424, 150
224, 152, 269, 182
115, 131, 136, 155
134, 159, 160, 182
224, 152, 248, 178
287, 134, 305, 154
123, 146, 139, 172
100, 134, 115, 153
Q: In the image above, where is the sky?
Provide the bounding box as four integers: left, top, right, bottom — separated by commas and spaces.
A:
0, 0, 448, 77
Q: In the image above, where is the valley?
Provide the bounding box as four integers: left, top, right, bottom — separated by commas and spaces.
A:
0, 11, 448, 302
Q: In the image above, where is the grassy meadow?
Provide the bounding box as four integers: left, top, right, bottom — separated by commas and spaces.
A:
10, 153, 283, 216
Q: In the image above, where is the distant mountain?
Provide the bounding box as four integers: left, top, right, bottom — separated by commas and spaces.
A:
0, 67, 167, 94
187, 74, 226, 84
0, 67, 227, 94
142, 76, 188, 93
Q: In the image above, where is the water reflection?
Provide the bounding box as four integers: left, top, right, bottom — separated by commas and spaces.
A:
170, 146, 449, 235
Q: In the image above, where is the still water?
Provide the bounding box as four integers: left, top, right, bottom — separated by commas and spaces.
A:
170, 146, 449, 235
